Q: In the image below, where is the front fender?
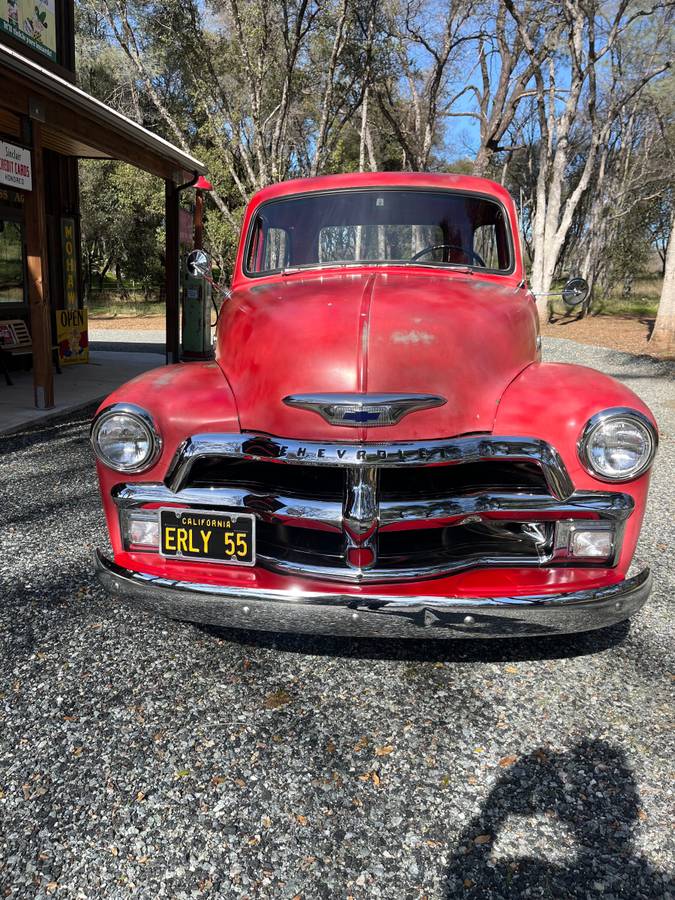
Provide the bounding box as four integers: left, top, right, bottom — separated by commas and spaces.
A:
93, 361, 240, 553
494, 362, 657, 575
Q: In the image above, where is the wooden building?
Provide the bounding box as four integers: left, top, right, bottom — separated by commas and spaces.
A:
0, 0, 205, 408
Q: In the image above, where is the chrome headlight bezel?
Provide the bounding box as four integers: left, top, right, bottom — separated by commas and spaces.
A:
578, 407, 657, 482
91, 403, 162, 474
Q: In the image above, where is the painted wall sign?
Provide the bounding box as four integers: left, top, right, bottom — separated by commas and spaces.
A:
57, 307, 88, 365
0, 141, 32, 191
0, 0, 56, 61
61, 217, 78, 309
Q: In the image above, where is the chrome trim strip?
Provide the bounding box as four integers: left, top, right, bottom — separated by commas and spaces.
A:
283, 393, 446, 427
256, 552, 552, 583
95, 551, 651, 639
577, 407, 658, 483
165, 433, 575, 500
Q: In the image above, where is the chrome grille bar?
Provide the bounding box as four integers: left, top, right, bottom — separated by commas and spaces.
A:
114, 483, 632, 530
166, 433, 575, 501
112, 483, 343, 529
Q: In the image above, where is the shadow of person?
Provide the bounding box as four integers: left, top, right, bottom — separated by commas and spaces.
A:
444, 740, 672, 899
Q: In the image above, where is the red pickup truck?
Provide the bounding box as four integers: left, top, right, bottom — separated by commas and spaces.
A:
91, 172, 657, 639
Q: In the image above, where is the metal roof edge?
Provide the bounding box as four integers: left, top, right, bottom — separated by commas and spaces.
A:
0, 43, 206, 177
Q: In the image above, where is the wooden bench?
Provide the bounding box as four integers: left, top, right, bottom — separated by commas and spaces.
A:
0, 318, 61, 386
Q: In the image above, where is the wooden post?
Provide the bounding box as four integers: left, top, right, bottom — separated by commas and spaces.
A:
165, 179, 180, 364
24, 120, 54, 409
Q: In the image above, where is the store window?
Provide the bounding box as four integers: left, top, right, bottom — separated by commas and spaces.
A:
0, 218, 25, 306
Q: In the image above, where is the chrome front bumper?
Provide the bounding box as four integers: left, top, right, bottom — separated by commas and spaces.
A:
95, 551, 651, 639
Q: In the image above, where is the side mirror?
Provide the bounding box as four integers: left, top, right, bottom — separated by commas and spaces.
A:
561, 277, 590, 309
186, 248, 212, 278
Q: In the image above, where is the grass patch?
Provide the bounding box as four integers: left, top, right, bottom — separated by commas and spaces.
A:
591, 276, 661, 318
87, 290, 164, 319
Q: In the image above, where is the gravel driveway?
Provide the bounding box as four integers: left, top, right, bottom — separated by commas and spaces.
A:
1, 338, 673, 899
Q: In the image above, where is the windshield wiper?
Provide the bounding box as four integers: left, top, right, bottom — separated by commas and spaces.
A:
280, 260, 475, 276
400, 261, 474, 273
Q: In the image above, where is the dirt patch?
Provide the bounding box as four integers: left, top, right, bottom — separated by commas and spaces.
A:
89, 315, 166, 331
541, 315, 673, 360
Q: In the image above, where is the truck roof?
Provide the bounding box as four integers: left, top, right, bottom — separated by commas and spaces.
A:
248, 171, 515, 208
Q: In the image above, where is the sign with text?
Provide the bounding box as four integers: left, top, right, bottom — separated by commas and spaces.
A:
61, 217, 78, 309
0, 141, 32, 191
0, 0, 56, 61
57, 308, 88, 365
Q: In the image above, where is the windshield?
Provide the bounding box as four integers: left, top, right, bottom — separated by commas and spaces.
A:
245, 189, 512, 276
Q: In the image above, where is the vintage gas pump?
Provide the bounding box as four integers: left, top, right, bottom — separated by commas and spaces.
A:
181, 269, 212, 359
182, 177, 214, 360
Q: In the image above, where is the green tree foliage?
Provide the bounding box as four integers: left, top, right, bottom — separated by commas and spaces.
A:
80, 160, 165, 296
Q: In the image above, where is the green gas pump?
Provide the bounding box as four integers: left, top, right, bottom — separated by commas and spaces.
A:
181, 184, 215, 360
181, 268, 213, 359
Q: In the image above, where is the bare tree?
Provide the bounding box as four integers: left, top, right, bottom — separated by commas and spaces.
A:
357, 1, 378, 172
309, 0, 351, 176
375, 0, 479, 171
470, 2, 559, 176
505, 0, 670, 321
650, 207, 675, 353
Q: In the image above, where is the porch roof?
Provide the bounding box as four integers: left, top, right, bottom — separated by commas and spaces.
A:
0, 42, 205, 182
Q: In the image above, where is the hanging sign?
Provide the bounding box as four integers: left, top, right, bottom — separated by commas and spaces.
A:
0, 0, 57, 62
0, 141, 32, 191
57, 308, 88, 365
61, 217, 78, 309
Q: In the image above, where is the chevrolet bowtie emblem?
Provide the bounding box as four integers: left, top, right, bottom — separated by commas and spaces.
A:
283, 393, 446, 427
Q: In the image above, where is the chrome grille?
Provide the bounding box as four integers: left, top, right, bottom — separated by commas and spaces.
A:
113, 433, 632, 583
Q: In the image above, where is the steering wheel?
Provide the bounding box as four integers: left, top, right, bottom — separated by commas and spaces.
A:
410, 243, 486, 267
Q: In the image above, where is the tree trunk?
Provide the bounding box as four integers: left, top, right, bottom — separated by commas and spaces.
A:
650, 211, 675, 356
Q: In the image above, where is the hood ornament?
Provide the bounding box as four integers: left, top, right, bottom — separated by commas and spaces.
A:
283, 393, 446, 427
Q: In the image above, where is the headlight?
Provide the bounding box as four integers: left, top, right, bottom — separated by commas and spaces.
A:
578, 408, 657, 481
91, 404, 162, 473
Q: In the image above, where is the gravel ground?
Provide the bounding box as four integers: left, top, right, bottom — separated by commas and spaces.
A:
0, 337, 673, 899
89, 328, 165, 354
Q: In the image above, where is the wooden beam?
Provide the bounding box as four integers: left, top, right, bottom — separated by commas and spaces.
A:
165, 179, 180, 364
24, 120, 54, 409
1, 70, 194, 182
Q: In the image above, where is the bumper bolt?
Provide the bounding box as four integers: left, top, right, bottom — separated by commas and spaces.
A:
242, 605, 250, 614
351, 612, 359, 622
463, 615, 476, 625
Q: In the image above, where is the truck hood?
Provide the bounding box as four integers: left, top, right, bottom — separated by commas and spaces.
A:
216, 270, 537, 441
